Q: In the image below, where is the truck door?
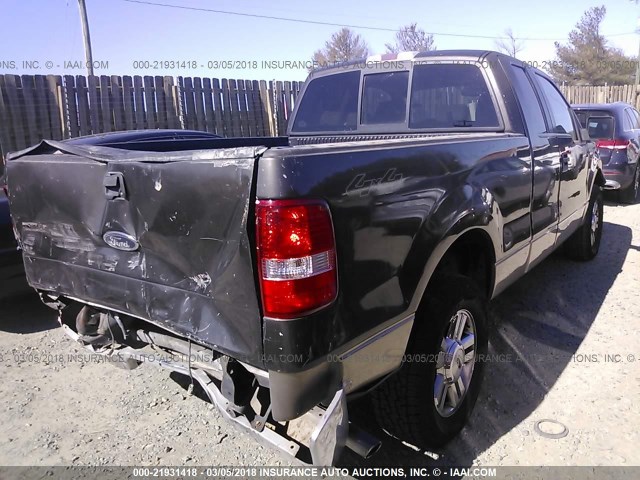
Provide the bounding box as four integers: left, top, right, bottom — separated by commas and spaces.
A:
532, 73, 589, 243
508, 65, 559, 268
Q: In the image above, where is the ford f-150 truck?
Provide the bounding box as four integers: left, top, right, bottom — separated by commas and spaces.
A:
3, 50, 604, 465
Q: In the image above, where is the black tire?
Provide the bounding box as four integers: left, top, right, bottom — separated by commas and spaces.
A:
564, 187, 603, 261
619, 164, 639, 204
371, 274, 488, 448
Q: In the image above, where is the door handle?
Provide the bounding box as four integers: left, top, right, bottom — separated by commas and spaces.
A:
103, 172, 127, 200
560, 149, 571, 171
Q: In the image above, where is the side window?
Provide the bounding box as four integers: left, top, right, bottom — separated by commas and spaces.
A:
510, 66, 547, 137
361, 71, 409, 124
632, 109, 640, 129
534, 74, 575, 136
624, 108, 640, 130
624, 108, 639, 130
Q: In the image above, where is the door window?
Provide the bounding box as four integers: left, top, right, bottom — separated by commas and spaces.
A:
534, 74, 575, 136
510, 66, 546, 137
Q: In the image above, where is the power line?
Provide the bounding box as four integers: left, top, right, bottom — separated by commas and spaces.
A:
121, 0, 636, 42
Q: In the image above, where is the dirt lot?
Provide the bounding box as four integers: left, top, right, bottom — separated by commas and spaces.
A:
0, 198, 638, 472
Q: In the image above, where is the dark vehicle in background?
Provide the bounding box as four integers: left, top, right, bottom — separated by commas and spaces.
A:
0, 187, 25, 287
66, 129, 223, 149
5, 51, 604, 465
1, 151, 25, 286
573, 102, 640, 203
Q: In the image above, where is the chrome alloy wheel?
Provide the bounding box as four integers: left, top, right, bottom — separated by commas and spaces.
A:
433, 309, 476, 417
590, 197, 601, 247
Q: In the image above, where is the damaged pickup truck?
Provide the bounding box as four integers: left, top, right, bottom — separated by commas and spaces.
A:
4, 50, 603, 465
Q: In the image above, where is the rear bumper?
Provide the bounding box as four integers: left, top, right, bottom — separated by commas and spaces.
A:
603, 165, 635, 190
51, 291, 412, 419
56, 308, 384, 465
267, 313, 413, 420
44, 289, 412, 466
59, 319, 349, 465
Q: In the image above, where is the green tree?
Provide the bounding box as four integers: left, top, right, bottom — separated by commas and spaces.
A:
385, 23, 435, 53
494, 28, 524, 58
312, 28, 369, 68
548, 6, 635, 85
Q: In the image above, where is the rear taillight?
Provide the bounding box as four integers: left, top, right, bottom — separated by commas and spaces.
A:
596, 139, 629, 150
255, 199, 337, 319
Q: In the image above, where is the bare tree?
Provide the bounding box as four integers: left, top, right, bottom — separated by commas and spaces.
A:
494, 28, 524, 57
386, 23, 435, 53
312, 28, 369, 68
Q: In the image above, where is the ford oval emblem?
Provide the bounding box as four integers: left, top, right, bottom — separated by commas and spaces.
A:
103, 231, 139, 252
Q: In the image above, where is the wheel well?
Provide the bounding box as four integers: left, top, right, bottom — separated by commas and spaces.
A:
431, 230, 495, 299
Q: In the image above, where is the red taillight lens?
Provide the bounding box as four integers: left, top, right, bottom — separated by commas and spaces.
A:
255, 199, 337, 319
596, 139, 629, 150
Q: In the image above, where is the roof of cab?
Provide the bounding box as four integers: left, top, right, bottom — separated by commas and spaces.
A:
309, 49, 501, 75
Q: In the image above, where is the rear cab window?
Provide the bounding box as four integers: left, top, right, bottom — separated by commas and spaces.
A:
291, 71, 360, 133
361, 71, 409, 124
290, 61, 502, 134
409, 63, 499, 129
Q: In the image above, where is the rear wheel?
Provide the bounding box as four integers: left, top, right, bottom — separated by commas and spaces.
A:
619, 164, 639, 204
564, 187, 603, 261
372, 274, 488, 448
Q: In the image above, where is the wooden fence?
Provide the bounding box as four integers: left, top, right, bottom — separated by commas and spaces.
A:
2, 76, 640, 159
0, 74, 302, 158
559, 84, 640, 108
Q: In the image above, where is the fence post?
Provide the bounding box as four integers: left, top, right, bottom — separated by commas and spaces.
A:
175, 77, 185, 130
259, 80, 273, 136
271, 80, 279, 136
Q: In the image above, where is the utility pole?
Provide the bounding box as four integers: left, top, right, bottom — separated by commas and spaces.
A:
77, 0, 94, 77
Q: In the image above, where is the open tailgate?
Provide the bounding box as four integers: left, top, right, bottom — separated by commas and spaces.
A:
5, 140, 265, 365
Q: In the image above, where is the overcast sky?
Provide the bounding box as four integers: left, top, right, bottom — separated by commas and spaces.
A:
2, 0, 639, 81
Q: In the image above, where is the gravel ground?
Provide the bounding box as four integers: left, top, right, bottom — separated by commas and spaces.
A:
0, 198, 638, 473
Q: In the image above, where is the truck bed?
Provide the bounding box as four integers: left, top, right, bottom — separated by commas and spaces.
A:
5, 137, 284, 366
